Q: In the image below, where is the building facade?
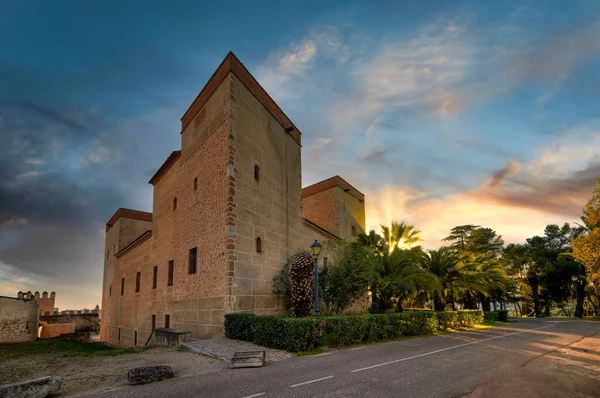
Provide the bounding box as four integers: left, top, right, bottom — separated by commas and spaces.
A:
100, 52, 366, 346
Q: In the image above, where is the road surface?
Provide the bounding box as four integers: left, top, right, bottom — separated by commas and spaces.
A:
88, 319, 600, 398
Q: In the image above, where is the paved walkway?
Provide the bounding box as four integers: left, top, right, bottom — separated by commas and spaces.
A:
181, 338, 292, 363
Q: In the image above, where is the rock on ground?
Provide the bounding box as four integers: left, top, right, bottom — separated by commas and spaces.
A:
127, 366, 174, 385
0, 376, 62, 398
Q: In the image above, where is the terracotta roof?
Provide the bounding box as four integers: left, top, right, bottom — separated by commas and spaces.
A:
303, 218, 340, 240
148, 150, 181, 185
106, 208, 153, 231
302, 175, 365, 202
181, 51, 302, 145
115, 230, 152, 258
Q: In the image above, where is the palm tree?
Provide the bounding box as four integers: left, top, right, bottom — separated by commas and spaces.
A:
452, 253, 512, 310
371, 248, 440, 312
380, 222, 423, 253
418, 247, 457, 311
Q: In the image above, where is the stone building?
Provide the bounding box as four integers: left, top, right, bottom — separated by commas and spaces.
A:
17, 290, 56, 316
100, 52, 366, 346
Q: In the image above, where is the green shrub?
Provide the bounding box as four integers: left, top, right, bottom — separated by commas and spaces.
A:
436, 310, 484, 329
495, 310, 509, 322
484, 311, 498, 323
224, 313, 256, 341
251, 316, 322, 352
322, 312, 438, 347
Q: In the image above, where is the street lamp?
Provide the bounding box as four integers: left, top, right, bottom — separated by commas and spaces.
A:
311, 240, 322, 317
572, 274, 583, 318
447, 264, 456, 311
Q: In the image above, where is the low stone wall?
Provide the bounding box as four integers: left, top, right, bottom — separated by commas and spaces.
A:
39, 323, 76, 339
0, 296, 39, 343
39, 313, 99, 332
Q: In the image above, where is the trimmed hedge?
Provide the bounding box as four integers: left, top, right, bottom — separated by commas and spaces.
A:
251, 316, 323, 352
484, 311, 498, 323
323, 312, 438, 347
224, 310, 485, 352
224, 313, 256, 341
495, 310, 509, 322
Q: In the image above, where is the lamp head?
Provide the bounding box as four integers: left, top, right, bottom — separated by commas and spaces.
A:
311, 240, 322, 258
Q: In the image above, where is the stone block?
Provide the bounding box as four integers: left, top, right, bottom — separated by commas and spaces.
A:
128, 366, 174, 385
236, 295, 256, 311
0, 376, 62, 398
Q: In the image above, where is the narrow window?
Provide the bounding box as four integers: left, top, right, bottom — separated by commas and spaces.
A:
167, 261, 174, 286
254, 164, 260, 182
134, 330, 138, 346
351, 225, 356, 236
165, 314, 170, 329
173, 197, 177, 211
118, 327, 121, 341
152, 266, 158, 289
256, 237, 262, 254
193, 177, 198, 191
188, 248, 197, 274
121, 277, 125, 296
109, 286, 112, 296
151, 315, 156, 332
324, 257, 328, 267
135, 271, 141, 293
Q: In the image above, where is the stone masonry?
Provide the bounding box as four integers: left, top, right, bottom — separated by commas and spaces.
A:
100, 52, 366, 346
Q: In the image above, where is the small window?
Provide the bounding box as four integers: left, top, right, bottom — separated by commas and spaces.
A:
351, 225, 357, 236
135, 271, 141, 293
256, 237, 262, 254
254, 164, 261, 182
167, 261, 174, 286
173, 197, 177, 211
152, 266, 158, 289
193, 177, 198, 191
121, 277, 125, 296
165, 314, 170, 329
151, 315, 156, 332
109, 286, 112, 296
134, 330, 138, 346
118, 327, 121, 341
189, 248, 197, 274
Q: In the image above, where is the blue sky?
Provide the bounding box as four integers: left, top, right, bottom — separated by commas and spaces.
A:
1, 0, 599, 308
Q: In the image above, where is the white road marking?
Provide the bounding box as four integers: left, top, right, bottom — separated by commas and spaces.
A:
290, 375, 335, 388
351, 322, 556, 373
350, 346, 366, 351
241, 393, 266, 398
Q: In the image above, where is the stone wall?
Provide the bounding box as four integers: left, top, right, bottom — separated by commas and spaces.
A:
0, 296, 39, 343
39, 323, 75, 338
228, 74, 306, 316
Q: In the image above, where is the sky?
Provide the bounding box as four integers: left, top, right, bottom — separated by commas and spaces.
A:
1, 0, 599, 309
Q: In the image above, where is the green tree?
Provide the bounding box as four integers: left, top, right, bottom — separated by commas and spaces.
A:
418, 247, 457, 311
573, 178, 600, 315
318, 241, 372, 316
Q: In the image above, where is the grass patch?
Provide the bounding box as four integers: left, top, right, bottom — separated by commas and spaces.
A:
296, 348, 330, 356
0, 339, 142, 360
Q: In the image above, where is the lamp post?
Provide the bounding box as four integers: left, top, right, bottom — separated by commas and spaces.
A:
311, 239, 322, 317
447, 264, 456, 311
572, 274, 583, 318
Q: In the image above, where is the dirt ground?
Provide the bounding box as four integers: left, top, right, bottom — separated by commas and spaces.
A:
0, 340, 227, 396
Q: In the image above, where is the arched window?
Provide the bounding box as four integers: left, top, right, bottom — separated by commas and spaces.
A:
193, 177, 198, 191
173, 197, 177, 211
351, 225, 356, 236
254, 164, 261, 183
256, 237, 262, 254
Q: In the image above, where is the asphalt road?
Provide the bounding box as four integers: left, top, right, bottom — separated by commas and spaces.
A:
89, 319, 600, 398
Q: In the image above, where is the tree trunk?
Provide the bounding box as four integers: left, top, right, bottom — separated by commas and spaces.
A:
479, 294, 491, 312
464, 291, 478, 309
395, 300, 403, 312
433, 291, 445, 312
527, 270, 541, 317
492, 301, 497, 311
